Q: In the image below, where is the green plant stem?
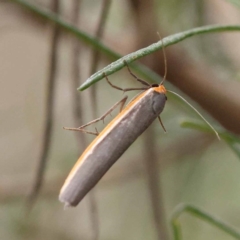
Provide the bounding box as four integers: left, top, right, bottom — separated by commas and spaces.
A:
171, 204, 240, 240
80, 23, 240, 90
10, 0, 240, 90
10, 0, 162, 83
10, 0, 111, 54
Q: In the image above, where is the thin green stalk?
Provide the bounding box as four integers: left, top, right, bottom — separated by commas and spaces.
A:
27, 0, 61, 210
10, 0, 240, 90
80, 23, 240, 90
10, 0, 161, 83
171, 203, 240, 240
89, 0, 112, 118
10, 0, 112, 54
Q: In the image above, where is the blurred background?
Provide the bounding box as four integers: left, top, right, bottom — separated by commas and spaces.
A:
1, 0, 240, 239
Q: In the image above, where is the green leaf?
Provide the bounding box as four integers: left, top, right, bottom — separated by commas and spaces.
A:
79, 24, 240, 90
171, 203, 240, 240
9, 0, 162, 85
9, 0, 240, 90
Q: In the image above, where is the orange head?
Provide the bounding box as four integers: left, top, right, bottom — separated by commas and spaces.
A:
153, 84, 167, 94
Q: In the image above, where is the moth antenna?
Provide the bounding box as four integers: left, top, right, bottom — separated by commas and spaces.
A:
157, 32, 167, 85
168, 90, 220, 140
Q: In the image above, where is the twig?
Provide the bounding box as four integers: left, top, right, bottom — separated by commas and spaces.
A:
10, 0, 240, 88
143, 127, 169, 240
70, 0, 86, 148
71, 0, 100, 239
70, 2, 100, 239
88, 191, 99, 240
89, 0, 112, 117
27, 0, 60, 209
87, 1, 112, 239
129, 2, 169, 238
69, 1, 112, 239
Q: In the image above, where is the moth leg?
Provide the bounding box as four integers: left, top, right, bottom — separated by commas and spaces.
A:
63, 127, 99, 136
104, 73, 148, 92
64, 96, 128, 135
123, 60, 150, 87
157, 115, 167, 133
